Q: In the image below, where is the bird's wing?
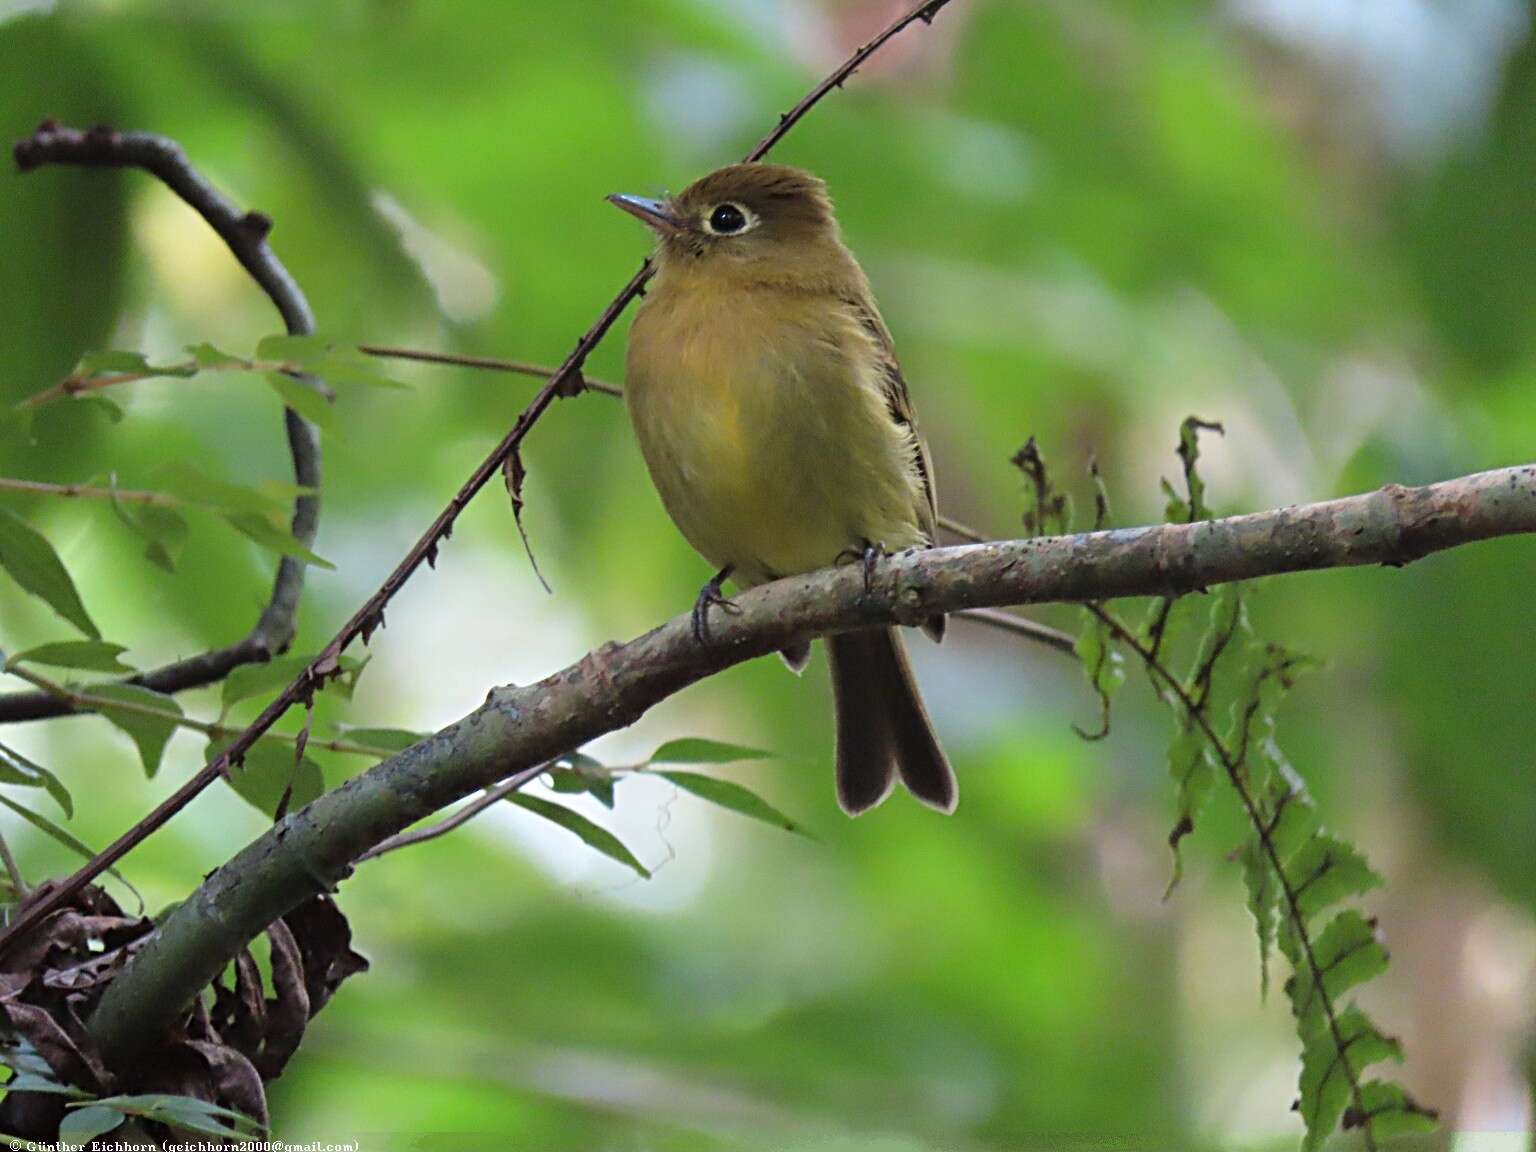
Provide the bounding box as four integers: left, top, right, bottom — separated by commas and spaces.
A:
841, 292, 939, 545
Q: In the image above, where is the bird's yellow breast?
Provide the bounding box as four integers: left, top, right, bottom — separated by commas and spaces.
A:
625, 273, 927, 588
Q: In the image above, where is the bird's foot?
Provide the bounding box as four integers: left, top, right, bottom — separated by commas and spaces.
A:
836, 539, 886, 595
691, 565, 740, 645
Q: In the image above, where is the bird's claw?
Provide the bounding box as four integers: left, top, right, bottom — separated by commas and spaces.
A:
692, 566, 740, 645
860, 542, 883, 595
837, 539, 885, 595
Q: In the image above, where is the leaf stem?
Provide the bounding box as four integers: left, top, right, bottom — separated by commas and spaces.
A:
0, 478, 195, 508
0, 830, 29, 898
357, 345, 622, 396
356, 762, 550, 862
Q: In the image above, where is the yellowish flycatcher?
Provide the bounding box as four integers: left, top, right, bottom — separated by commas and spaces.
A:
610, 163, 954, 815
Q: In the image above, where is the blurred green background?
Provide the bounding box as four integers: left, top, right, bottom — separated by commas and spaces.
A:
2, 0, 1535, 1147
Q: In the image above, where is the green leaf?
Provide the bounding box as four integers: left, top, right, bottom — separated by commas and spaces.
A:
0, 793, 117, 877
3, 1071, 89, 1097
1073, 608, 1124, 738
0, 1038, 58, 1076
74, 349, 149, 375
72, 394, 125, 423
73, 349, 197, 379
1344, 1080, 1438, 1142
1265, 780, 1320, 862
58, 1104, 124, 1144
336, 727, 426, 755
6, 640, 135, 673
1160, 477, 1190, 525
508, 793, 649, 878
212, 739, 323, 819
185, 342, 245, 369
89, 1092, 263, 1141
0, 740, 72, 816
647, 738, 773, 766
1284, 834, 1382, 924
1165, 718, 1214, 887
0, 508, 99, 638
1187, 584, 1245, 709
1240, 836, 1276, 998
654, 770, 808, 836
548, 752, 615, 809
111, 499, 189, 573
253, 479, 319, 505
310, 358, 411, 390
154, 462, 286, 517
88, 683, 183, 778
221, 655, 311, 713
265, 371, 338, 434
1169, 416, 1223, 522
256, 333, 334, 364
1286, 912, 1388, 1035
224, 512, 335, 570
221, 652, 363, 714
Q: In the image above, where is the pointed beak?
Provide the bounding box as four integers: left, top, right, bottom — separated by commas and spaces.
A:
607, 193, 684, 235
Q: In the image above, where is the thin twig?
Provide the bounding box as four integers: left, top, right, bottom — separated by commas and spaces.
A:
17, 370, 153, 409
2, 123, 325, 725
357, 762, 549, 862
357, 345, 623, 397
953, 607, 1077, 655
939, 514, 1079, 654
15, 356, 316, 412
0, 477, 193, 507
0, 0, 960, 959
0, 832, 28, 898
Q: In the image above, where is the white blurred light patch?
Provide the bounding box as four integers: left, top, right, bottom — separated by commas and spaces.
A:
370, 191, 499, 325
639, 52, 760, 160
0, 0, 53, 22
332, 503, 714, 915
1229, 0, 1530, 163
915, 110, 1037, 204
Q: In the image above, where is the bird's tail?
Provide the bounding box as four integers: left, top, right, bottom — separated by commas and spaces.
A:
826, 629, 956, 816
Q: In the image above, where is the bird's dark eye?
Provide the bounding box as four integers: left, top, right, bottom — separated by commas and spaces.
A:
708, 203, 748, 234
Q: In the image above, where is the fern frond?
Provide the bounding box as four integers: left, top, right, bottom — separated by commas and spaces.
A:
1067, 418, 1436, 1151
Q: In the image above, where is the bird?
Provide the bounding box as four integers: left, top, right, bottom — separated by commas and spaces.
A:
609, 163, 954, 816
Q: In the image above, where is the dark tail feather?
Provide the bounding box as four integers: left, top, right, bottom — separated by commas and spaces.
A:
826, 629, 956, 816
876, 629, 956, 813
827, 632, 896, 815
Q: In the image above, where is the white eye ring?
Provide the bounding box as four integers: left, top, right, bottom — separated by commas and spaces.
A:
702, 202, 757, 236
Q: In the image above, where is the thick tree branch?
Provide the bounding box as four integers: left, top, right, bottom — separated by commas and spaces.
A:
0, 0, 959, 960
2, 123, 323, 724
87, 463, 1536, 1063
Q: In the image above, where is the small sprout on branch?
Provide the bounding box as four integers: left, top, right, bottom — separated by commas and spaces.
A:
1011, 436, 1071, 537
1163, 416, 1224, 524
1072, 611, 1123, 741
1088, 455, 1110, 531
502, 448, 552, 593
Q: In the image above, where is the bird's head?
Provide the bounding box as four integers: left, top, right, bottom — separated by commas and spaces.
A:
608, 163, 847, 284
